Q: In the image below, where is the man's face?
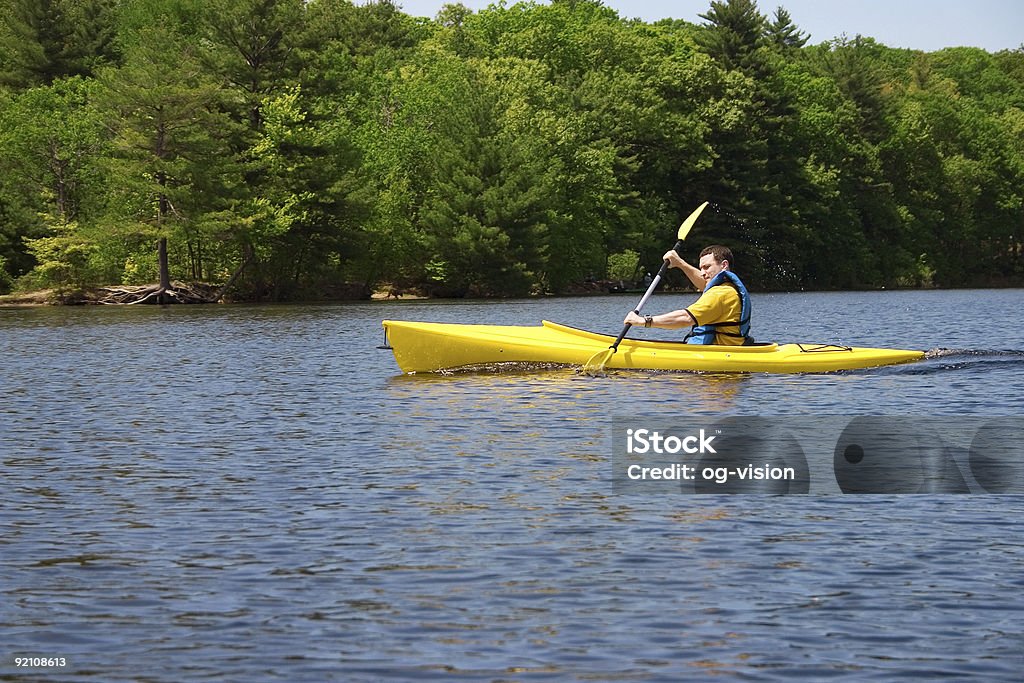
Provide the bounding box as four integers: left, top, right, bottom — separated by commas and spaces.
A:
698, 253, 727, 282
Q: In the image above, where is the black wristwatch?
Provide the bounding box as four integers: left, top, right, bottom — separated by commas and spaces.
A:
644, 315, 653, 328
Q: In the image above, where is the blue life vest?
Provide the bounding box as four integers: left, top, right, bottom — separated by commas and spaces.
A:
685, 270, 753, 345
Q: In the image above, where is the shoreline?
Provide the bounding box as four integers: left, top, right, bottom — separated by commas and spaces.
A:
0, 289, 59, 307
3, 283, 1022, 309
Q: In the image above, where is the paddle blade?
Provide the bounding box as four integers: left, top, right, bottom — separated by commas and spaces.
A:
677, 201, 709, 241
582, 347, 614, 376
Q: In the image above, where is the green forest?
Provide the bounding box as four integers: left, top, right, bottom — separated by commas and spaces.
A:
1, 0, 1022, 300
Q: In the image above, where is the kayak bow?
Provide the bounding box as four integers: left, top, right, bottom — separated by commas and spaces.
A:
381, 320, 925, 374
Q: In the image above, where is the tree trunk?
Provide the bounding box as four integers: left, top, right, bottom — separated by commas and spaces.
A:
158, 237, 171, 304
210, 250, 255, 302
95, 239, 235, 305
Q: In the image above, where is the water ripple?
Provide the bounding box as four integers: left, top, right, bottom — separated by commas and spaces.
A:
3, 299, 1024, 680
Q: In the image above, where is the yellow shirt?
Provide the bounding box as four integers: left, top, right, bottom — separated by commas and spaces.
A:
685, 285, 744, 345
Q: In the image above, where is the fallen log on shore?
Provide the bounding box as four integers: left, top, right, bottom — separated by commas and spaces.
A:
96, 281, 222, 305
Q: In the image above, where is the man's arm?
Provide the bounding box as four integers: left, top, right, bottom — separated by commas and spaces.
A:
663, 250, 705, 290
625, 287, 735, 330
624, 309, 695, 329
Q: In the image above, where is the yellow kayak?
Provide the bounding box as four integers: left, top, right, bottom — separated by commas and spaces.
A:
381, 320, 925, 374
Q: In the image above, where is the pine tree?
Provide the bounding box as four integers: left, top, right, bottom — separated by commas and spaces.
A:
693, 0, 808, 288
695, 0, 767, 76
95, 22, 234, 283
0, 0, 119, 87
766, 7, 808, 51
0, 0, 70, 86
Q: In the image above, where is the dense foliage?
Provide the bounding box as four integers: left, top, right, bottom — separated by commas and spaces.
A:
1, 0, 1021, 298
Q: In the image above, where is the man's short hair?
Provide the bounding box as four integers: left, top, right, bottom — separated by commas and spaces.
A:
699, 245, 734, 267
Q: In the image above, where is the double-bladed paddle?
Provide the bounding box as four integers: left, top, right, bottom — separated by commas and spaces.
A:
582, 201, 709, 375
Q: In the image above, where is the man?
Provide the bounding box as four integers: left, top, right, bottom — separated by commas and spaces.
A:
624, 245, 753, 345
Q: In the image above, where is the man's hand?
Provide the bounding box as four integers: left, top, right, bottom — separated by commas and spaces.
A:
624, 311, 646, 326
663, 250, 687, 270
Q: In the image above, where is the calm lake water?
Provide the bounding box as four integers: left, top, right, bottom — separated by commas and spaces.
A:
2, 289, 1024, 681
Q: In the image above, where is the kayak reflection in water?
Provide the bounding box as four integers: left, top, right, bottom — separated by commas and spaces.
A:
623, 244, 754, 346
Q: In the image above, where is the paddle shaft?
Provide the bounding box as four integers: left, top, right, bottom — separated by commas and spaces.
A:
607, 239, 684, 351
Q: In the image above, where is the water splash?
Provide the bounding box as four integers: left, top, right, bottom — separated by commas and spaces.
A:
882, 349, 1024, 376
923, 348, 1024, 360
705, 202, 801, 289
